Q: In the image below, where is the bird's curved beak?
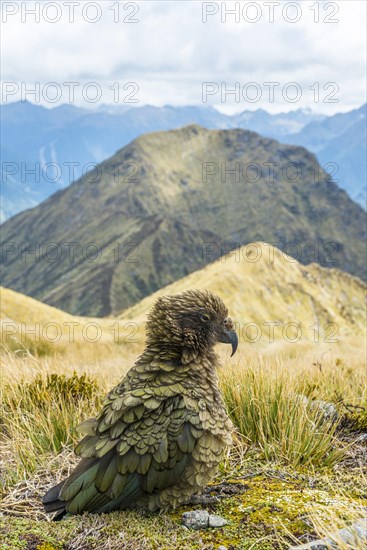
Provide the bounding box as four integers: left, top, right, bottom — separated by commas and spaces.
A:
218, 318, 238, 357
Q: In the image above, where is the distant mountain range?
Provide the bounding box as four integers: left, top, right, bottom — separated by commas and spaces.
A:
1, 101, 365, 220
1, 125, 365, 316
282, 104, 366, 207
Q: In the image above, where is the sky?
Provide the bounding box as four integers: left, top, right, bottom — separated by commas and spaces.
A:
1, 0, 366, 114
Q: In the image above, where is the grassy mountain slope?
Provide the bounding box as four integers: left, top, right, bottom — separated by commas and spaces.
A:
121, 242, 366, 350
1, 243, 365, 356
1, 285, 76, 327
1, 125, 366, 316
0, 286, 140, 359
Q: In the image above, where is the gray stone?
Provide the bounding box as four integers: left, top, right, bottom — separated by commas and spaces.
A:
334, 517, 367, 545
310, 400, 338, 422
293, 395, 338, 423
182, 510, 209, 529
291, 541, 327, 548
291, 517, 367, 549
218, 546, 228, 550
208, 514, 228, 528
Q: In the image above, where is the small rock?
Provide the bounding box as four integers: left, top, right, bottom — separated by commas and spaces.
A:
311, 400, 338, 422
290, 540, 328, 549
290, 517, 367, 549
335, 517, 367, 545
209, 514, 228, 528
182, 510, 209, 529
293, 395, 338, 423
218, 546, 228, 550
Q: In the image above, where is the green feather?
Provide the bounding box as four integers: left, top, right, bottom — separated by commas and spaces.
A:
96, 455, 118, 492
144, 397, 161, 410
61, 462, 99, 501
134, 405, 145, 420
145, 465, 158, 493
138, 453, 152, 475
67, 484, 99, 514
122, 409, 135, 423
110, 421, 127, 438
177, 424, 196, 453
94, 439, 117, 457
116, 440, 130, 456
75, 436, 99, 458
118, 449, 139, 474
108, 473, 128, 499
95, 436, 109, 451
76, 418, 96, 436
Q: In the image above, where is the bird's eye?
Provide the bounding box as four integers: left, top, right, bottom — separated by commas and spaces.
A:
200, 313, 210, 322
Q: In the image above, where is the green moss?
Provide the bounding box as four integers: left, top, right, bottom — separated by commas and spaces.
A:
1, 471, 366, 550
343, 410, 367, 432
172, 469, 367, 550
0, 518, 65, 549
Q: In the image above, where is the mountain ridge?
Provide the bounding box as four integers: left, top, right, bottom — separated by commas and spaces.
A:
120, 241, 366, 343
1, 125, 365, 317
1, 242, 365, 354
3, 102, 365, 219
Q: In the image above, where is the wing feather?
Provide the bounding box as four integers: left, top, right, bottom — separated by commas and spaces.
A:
53, 375, 203, 514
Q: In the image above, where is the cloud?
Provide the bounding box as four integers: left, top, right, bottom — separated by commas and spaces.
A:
1, 0, 365, 113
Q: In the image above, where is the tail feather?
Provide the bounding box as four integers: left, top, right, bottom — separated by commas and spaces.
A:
42, 480, 66, 516
43, 480, 65, 504
43, 458, 99, 516
53, 510, 68, 521
42, 453, 146, 516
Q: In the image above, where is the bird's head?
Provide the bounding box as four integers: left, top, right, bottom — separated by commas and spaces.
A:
146, 289, 238, 362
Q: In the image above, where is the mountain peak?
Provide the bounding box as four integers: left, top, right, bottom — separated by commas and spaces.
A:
1, 125, 365, 316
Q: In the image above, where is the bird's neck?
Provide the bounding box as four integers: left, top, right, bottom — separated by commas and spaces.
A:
137, 344, 220, 374
133, 346, 222, 400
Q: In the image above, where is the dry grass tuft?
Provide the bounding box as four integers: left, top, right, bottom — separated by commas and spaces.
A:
0, 446, 78, 521
219, 354, 366, 468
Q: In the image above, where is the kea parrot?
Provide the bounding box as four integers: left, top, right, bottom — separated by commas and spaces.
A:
42, 289, 238, 518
